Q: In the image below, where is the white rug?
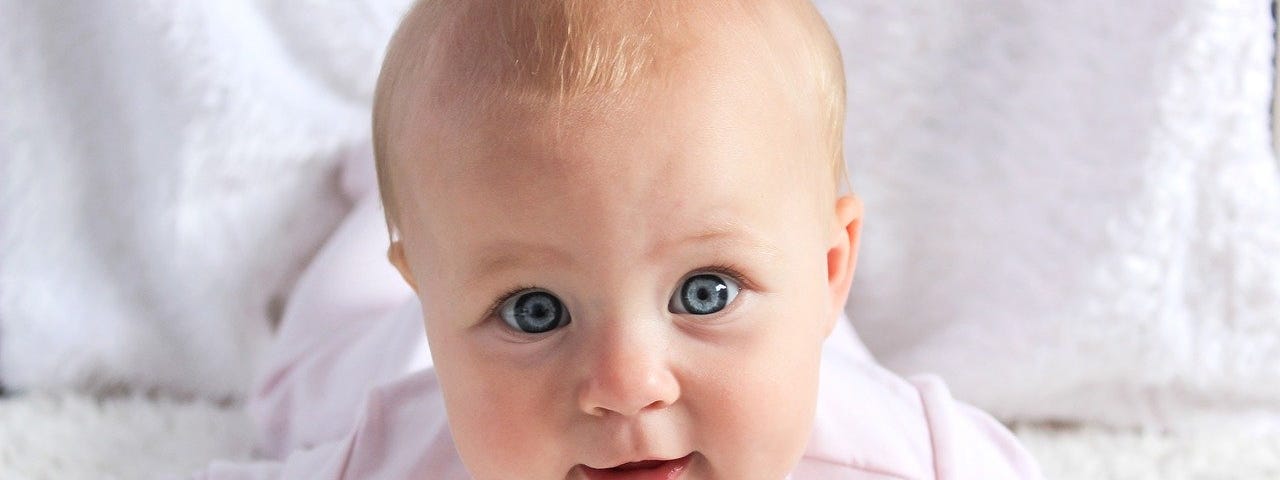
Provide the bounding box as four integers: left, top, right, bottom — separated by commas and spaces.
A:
1, 393, 1276, 479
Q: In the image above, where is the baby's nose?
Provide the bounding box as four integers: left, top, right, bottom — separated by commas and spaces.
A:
576, 323, 680, 417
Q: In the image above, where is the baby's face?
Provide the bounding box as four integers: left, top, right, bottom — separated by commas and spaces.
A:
390, 49, 852, 480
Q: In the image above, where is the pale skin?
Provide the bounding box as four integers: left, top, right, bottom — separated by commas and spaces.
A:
383, 13, 863, 480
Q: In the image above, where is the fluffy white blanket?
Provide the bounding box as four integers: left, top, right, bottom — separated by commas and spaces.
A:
1, 0, 409, 397
822, 0, 1280, 429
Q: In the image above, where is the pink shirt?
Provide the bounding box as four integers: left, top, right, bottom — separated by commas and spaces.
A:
186, 195, 1043, 480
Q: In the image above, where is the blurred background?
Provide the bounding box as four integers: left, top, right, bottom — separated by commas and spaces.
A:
2, 0, 1279, 478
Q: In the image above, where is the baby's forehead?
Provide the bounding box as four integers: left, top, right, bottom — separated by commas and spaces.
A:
375, 0, 843, 244
399, 104, 828, 272
406, 62, 810, 190
389, 58, 834, 250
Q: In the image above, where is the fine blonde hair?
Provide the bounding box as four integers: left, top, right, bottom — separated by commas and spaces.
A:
372, 0, 847, 239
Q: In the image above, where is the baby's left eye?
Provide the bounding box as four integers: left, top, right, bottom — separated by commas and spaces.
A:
669, 273, 740, 315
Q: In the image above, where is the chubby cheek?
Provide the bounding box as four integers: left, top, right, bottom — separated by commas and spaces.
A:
685, 312, 824, 478
429, 331, 573, 480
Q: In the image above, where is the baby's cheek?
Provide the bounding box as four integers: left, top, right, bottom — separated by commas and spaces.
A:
438, 356, 571, 479
684, 324, 821, 476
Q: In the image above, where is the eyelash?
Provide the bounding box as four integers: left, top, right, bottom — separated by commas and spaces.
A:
693, 262, 755, 292
481, 263, 756, 322
482, 283, 540, 323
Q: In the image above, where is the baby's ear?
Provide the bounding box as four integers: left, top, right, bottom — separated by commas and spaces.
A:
824, 195, 864, 335
388, 240, 420, 292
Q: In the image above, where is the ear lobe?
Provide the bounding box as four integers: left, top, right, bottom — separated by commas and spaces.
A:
825, 194, 864, 334
388, 240, 420, 292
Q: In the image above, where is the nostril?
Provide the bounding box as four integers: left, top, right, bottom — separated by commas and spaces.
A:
643, 399, 668, 411
584, 398, 669, 418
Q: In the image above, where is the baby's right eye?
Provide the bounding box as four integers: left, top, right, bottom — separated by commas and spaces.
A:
499, 290, 570, 334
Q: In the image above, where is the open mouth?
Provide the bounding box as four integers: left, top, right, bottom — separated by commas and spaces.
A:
578, 452, 694, 480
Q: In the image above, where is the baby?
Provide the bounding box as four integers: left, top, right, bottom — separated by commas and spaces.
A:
192, 0, 1043, 479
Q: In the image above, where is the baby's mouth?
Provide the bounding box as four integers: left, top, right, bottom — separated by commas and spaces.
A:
578, 452, 694, 480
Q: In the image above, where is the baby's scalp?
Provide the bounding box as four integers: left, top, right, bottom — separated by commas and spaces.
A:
371, 0, 847, 239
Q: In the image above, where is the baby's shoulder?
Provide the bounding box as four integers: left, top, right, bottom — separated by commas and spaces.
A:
800, 351, 935, 479
337, 369, 471, 479
800, 336, 1043, 479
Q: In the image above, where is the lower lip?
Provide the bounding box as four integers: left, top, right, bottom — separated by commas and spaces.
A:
579, 453, 694, 480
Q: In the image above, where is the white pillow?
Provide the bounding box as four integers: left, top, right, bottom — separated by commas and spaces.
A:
819, 0, 1280, 429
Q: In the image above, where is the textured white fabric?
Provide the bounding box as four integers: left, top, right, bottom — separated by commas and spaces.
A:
0, 0, 411, 397
821, 0, 1280, 429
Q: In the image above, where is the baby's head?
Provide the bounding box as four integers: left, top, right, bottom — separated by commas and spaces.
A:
373, 1, 861, 478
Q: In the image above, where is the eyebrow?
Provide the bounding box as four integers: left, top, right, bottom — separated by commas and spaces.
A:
647, 225, 783, 263
466, 224, 781, 284
467, 242, 574, 283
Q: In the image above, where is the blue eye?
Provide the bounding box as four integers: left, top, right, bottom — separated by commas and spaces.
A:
669, 273, 739, 315
500, 290, 569, 334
